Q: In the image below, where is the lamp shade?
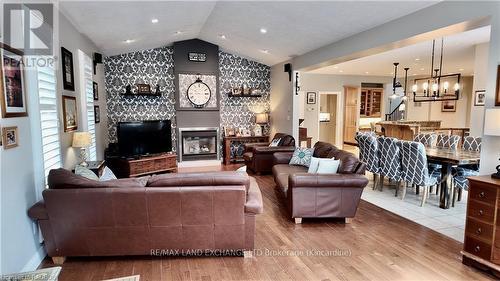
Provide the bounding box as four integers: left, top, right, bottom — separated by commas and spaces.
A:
255, 113, 269, 124
72, 132, 91, 148
484, 109, 500, 136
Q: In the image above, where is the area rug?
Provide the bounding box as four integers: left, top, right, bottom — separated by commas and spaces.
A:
236, 165, 247, 172
102, 275, 140, 281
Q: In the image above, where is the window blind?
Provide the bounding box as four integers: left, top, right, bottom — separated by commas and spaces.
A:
83, 54, 97, 161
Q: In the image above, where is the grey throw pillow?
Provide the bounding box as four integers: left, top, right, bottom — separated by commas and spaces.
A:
75, 165, 99, 181
289, 147, 314, 167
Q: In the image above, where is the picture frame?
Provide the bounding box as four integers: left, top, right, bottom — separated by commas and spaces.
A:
94, 105, 100, 123
240, 127, 251, 137
474, 90, 486, 106
496, 65, 500, 106
136, 83, 151, 95
61, 47, 75, 91
441, 96, 457, 112
2, 126, 19, 149
93, 82, 98, 100
0, 44, 28, 118
62, 95, 78, 132
224, 126, 236, 137
307, 92, 317, 104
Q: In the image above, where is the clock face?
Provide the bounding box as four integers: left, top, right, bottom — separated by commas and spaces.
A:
187, 80, 211, 107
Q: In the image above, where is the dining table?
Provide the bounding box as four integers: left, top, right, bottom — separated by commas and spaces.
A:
425, 147, 481, 209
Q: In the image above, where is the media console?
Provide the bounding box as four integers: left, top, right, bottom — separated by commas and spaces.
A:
107, 153, 177, 178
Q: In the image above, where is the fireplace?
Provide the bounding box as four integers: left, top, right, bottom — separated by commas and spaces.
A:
178, 127, 220, 161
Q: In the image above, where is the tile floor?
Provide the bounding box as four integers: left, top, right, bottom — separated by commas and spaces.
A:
361, 174, 467, 242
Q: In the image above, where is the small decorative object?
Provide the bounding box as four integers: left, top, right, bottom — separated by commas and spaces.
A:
188, 52, 207, 62
307, 92, 317, 104
496, 65, 500, 106
62, 95, 78, 132
240, 128, 251, 137
94, 105, 100, 123
2, 126, 18, 149
492, 158, 500, 179
61, 47, 75, 91
231, 87, 241, 96
474, 90, 486, 106
441, 95, 457, 112
224, 126, 235, 137
1, 44, 27, 118
136, 83, 151, 95
72, 132, 91, 166
155, 84, 161, 95
242, 84, 250, 95
93, 82, 98, 100
253, 125, 262, 137
187, 76, 211, 108
125, 84, 132, 95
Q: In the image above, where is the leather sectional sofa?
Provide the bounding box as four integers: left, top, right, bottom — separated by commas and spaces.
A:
28, 169, 263, 264
243, 133, 295, 174
272, 142, 368, 224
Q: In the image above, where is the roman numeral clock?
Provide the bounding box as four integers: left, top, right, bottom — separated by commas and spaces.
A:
187, 77, 211, 108
177, 73, 217, 110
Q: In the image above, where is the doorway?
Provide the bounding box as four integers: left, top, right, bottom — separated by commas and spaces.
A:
319, 93, 339, 146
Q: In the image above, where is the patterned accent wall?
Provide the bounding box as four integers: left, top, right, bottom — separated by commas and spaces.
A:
104, 46, 176, 148
219, 51, 271, 135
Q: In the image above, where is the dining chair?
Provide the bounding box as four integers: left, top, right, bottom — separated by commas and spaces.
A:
399, 140, 439, 207
436, 134, 461, 150
451, 136, 482, 206
413, 133, 437, 147
355, 133, 380, 189
377, 137, 402, 196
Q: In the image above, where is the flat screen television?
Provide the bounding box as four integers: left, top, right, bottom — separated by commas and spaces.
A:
117, 120, 172, 156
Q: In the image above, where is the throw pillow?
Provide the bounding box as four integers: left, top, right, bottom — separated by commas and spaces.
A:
75, 165, 99, 181
99, 166, 118, 181
307, 157, 321, 173
289, 147, 314, 167
316, 159, 340, 174
269, 138, 281, 147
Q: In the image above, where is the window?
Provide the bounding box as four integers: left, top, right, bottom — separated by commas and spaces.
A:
82, 52, 97, 161
36, 64, 62, 183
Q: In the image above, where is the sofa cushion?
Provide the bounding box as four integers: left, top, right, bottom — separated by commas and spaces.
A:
48, 168, 147, 189
75, 165, 99, 180
331, 150, 360, 174
313, 141, 338, 158
316, 159, 340, 174
147, 171, 250, 190
272, 164, 308, 195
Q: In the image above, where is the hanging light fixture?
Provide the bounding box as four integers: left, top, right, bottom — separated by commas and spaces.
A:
412, 38, 461, 102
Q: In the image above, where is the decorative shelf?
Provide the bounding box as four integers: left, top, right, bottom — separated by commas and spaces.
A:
122, 92, 160, 97
227, 93, 262, 98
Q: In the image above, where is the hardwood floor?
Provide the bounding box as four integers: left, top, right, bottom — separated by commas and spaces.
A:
39, 164, 494, 280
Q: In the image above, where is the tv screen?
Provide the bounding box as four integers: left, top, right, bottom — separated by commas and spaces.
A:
117, 120, 172, 156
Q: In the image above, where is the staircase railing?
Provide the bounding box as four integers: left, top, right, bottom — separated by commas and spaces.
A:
385, 101, 405, 121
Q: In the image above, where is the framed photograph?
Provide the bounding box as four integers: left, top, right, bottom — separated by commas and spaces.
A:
307, 92, 317, 104
0, 45, 27, 118
93, 82, 98, 100
240, 127, 251, 137
61, 47, 75, 91
474, 90, 486, 106
2, 126, 18, 149
496, 65, 500, 106
231, 87, 241, 96
136, 83, 151, 94
62, 95, 78, 132
441, 96, 457, 112
94, 105, 100, 123
224, 126, 235, 137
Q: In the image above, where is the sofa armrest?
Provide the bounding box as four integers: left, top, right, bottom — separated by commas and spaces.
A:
28, 201, 48, 220
253, 146, 295, 154
289, 173, 368, 189
245, 178, 263, 214
244, 142, 269, 152
273, 152, 294, 165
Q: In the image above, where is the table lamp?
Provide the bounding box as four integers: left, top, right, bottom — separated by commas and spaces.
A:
254, 113, 268, 137
72, 132, 91, 166
484, 109, 500, 179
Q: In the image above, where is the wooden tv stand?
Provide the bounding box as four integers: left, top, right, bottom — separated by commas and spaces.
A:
113, 153, 177, 178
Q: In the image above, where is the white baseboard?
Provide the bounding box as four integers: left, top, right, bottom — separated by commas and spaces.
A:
21, 245, 46, 272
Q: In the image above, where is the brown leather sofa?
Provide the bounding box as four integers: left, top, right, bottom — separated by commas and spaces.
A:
272, 142, 368, 224
28, 169, 263, 264
243, 133, 295, 174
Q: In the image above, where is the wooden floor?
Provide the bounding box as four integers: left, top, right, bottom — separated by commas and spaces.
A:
39, 164, 495, 280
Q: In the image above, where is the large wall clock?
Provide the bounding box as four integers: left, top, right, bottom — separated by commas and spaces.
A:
187, 77, 212, 108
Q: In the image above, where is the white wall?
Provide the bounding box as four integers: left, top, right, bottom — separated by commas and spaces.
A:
270, 61, 294, 137
470, 43, 489, 136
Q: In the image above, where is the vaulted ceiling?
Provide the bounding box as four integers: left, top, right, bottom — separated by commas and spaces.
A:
59, 1, 437, 65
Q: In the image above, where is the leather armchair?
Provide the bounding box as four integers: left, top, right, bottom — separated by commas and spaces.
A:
272, 141, 368, 224
243, 133, 295, 174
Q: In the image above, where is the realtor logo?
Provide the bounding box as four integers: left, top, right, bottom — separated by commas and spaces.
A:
3, 3, 54, 55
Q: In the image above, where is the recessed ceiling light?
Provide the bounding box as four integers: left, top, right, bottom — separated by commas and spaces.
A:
365, 71, 369, 74
260, 28, 267, 34
219, 34, 227, 40
174, 31, 182, 35
459, 68, 464, 71
415, 58, 420, 61
151, 18, 158, 24
333, 66, 338, 69
413, 74, 417, 76
420, 68, 425, 71
339, 70, 343, 73
124, 39, 134, 43
260, 49, 269, 54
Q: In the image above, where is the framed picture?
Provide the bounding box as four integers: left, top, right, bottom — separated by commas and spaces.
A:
94, 105, 100, 123
136, 83, 151, 94
2, 126, 19, 149
224, 126, 236, 137
231, 87, 241, 96
307, 92, 317, 104
239, 127, 251, 137
62, 95, 78, 132
0, 45, 27, 118
61, 47, 75, 91
441, 96, 457, 112
93, 82, 98, 100
496, 65, 500, 106
474, 90, 486, 106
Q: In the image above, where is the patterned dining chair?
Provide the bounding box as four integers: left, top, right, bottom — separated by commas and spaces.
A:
436, 134, 461, 150
413, 133, 437, 147
355, 133, 379, 189
377, 137, 402, 196
451, 136, 482, 206
398, 140, 440, 206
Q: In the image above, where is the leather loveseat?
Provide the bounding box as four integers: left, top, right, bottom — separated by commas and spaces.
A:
28, 169, 263, 264
272, 142, 368, 224
243, 133, 295, 174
